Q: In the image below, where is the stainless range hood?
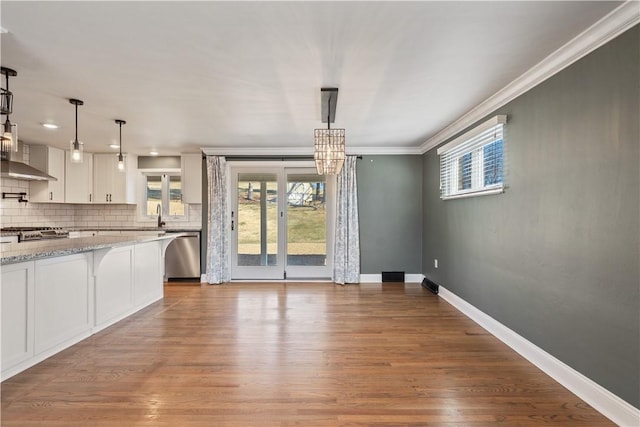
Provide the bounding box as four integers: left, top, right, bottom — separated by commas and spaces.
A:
0, 142, 57, 181
0, 159, 57, 181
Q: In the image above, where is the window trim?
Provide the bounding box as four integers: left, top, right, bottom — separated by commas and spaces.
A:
138, 170, 188, 222
438, 115, 506, 200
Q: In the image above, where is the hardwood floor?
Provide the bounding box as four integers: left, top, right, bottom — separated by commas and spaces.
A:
1, 282, 613, 426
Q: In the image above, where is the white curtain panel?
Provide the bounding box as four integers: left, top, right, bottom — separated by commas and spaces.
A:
205, 156, 230, 284
333, 155, 360, 284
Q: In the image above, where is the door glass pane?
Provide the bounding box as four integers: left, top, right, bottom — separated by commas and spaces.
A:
168, 175, 185, 216
146, 175, 162, 216
286, 174, 326, 266
237, 173, 278, 266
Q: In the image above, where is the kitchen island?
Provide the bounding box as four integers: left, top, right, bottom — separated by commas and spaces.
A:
0, 233, 180, 381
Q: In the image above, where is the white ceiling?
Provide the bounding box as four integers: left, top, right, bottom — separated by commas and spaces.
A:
0, 1, 622, 156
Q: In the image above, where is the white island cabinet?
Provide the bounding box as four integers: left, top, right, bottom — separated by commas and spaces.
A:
1, 262, 35, 372
0, 234, 175, 380
34, 253, 93, 355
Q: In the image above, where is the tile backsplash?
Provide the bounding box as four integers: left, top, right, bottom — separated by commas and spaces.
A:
1, 143, 202, 229
0, 177, 202, 229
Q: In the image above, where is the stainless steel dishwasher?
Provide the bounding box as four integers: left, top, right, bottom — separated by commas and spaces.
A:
165, 232, 201, 281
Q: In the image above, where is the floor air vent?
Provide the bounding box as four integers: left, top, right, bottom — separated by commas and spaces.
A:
422, 277, 439, 295
382, 271, 405, 282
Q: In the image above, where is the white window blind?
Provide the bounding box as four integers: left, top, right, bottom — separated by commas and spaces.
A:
437, 115, 506, 200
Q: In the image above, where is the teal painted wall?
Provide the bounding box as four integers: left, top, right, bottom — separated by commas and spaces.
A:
422, 26, 639, 406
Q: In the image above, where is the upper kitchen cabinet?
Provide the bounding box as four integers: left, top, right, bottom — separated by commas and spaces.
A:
29, 146, 65, 203
65, 151, 93, 203
181, 153, 202, 204
93, 154, 136, 204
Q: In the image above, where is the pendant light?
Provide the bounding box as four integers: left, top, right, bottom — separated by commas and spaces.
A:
115, 119, 126, 171
69, 99, 84, 163
1, 67, 18, 153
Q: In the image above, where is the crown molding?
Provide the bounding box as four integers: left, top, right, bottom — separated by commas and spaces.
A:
201, 147, 313, 156
346, 146, 423, 155
419, 1, 640, 155
201, 145, 423, 157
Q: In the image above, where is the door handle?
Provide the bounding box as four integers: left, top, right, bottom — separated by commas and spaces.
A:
49, 192, 53, 200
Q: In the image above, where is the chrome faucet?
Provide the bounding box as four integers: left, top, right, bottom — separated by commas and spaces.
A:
156, 203, 166, 228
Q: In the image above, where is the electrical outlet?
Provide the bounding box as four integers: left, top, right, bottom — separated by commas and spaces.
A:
434, 259, 438, 268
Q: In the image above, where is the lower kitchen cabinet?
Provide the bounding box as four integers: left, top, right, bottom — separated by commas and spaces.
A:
95, 246, 134, 328
134, 242, 162, 306
1, 254, 92, 380
1, 262, 35, 372
1, 239, 167, 381
34, 254, 92, 355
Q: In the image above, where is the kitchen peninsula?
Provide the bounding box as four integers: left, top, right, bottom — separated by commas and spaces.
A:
1, 232, 180, 380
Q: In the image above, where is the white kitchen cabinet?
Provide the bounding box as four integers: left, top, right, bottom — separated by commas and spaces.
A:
65, 151, 93, 203
94, 245, 134, 328
93, 153, 136, 204
29, 145, 65, 202
134, 242, 163, 306
1, 262, 35, 376
34, 254, 92, 355
1, 238, 169, 381
181, 153, 202, 204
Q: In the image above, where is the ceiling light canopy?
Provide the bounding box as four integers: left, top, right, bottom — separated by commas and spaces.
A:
69, 98, 84, 163
314, 88, 345, 175
115, 119, 126, 171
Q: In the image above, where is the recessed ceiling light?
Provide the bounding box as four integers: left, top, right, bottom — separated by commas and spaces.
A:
149, 150, 159, 156
109, 144, 119, 149
42, 123, 59, 129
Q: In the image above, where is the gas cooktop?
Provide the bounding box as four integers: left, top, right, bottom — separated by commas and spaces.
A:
0, 227, 70, 242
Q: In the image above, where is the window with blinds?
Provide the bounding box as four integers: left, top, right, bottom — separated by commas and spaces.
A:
437, 115, 506, 200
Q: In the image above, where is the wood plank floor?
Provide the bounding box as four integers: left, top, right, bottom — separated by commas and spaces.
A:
1, 282, 613, 426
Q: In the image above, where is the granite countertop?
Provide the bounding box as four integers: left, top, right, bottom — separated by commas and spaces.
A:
71, 226, 202, 232
1, 226, 201, 237
0, 233, 181, 265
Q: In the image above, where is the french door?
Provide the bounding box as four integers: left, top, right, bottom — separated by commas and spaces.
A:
230, 163, 334, 280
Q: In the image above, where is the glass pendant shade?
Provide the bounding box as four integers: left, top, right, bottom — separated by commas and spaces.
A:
70, 139, 83, 163
314, 128, 345, 175
69, 98, 84, 163
115, 119, 126, 172
1, 118, 18, 153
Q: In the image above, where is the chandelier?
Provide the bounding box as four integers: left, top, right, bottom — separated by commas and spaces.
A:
314, 88, 345, 175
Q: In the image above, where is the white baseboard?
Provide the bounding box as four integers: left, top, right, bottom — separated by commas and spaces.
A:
360, 273, 424, 283
438, 285, 640, 427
